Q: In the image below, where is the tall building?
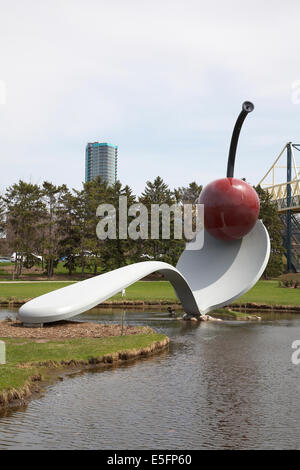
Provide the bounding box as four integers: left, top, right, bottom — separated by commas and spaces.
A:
85, 142, 118, 184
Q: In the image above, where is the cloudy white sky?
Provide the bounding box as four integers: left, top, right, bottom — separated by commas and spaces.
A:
0, 0, 300, 195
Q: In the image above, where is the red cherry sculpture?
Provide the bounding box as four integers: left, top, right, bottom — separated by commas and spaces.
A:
199, 101, 260, 241
199, 177, 259, 241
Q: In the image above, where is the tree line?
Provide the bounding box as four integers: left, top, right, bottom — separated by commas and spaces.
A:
0, 177, 284, 278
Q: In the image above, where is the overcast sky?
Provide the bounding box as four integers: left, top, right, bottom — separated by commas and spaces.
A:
0, 0, 300, 196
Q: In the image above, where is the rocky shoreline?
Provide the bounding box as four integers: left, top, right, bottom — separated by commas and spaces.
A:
0, 319, 153, 339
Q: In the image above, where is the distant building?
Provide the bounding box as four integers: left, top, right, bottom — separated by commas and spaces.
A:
85, 142, 118, 185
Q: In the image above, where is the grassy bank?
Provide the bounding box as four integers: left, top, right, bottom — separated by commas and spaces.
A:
1, 279, 300, 307
0, 332, 168, 407
212, 308, 261, 320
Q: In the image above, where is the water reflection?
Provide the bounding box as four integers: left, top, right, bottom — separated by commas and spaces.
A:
0, 307, 300, 449
0, 309, 17, 322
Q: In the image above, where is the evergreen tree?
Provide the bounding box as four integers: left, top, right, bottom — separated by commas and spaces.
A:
0, 196, 5, 237
255, 185, 285, 278
4, 181, 45, 277
57, 189, 81, 276
174, 182, 203, 242
100, 181, 138, 271
57, 177, 138, 276
174, 182, 202, 204
41, 182, 69, 277
139, 177, 185, 266
77, 176, 111, 275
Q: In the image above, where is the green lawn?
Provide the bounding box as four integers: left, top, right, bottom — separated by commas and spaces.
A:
0, 263, 12, 278
0, 280, 178, 302
0, 261, 98, 280
0, 333, 167, 397
237, 280, 300, 306
0, 279, 299, 306
54, 261, 97, 275
0, 282, 75, 301
111, 281, 178, 302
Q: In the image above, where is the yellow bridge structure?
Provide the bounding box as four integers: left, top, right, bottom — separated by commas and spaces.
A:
259, 142, 300, 271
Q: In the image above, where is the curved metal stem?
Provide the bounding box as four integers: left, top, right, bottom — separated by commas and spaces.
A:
227, 101, 254, 178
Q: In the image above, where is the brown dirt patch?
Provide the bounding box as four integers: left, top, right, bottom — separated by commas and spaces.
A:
0, 320, 153, 339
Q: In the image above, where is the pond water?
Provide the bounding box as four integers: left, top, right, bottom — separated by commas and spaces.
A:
0, 307, 300, 449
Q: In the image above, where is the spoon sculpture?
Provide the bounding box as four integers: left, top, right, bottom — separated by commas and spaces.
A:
18, 102, 270, 324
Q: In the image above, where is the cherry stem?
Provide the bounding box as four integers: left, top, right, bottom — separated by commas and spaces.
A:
227, 101, 254, 178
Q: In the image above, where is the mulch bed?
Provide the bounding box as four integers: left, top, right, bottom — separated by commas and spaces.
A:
0, 320, 153, 339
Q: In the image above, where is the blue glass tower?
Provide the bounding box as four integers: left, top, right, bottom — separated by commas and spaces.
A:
85, 142, 118, 184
